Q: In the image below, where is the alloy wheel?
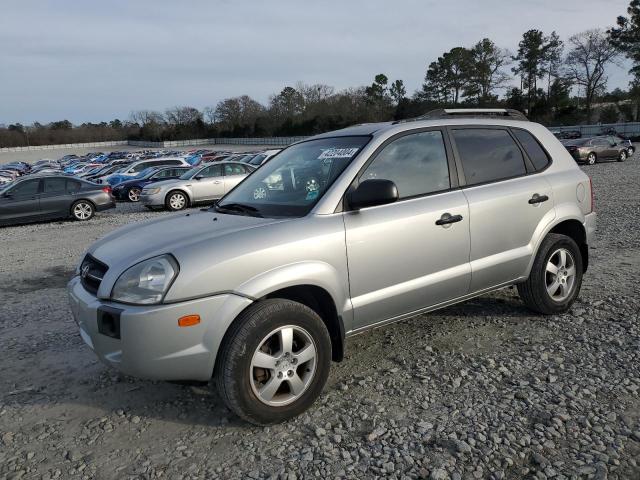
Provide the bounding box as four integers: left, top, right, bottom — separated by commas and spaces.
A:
128, 188, 141, 202
250, 325, 317, 407
545, 248, 576, 302
73, 202, 93, 220
587, 153, 596, 165
169, 193, 186, 210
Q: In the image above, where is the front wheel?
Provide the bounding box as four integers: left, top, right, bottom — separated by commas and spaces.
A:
71, 200, 95, 221
127, 187, 141, 202
165, 191, 188, 211
586, 153, 597, 165
618, 150, 627, 162
517, 233, 583, 315
215, 299, 331, 425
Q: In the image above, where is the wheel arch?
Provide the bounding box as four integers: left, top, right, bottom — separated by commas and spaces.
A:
233, 262, 350, 362
260, 285, 345, 362
529, 215, 588, 276
548, 219, 588, 272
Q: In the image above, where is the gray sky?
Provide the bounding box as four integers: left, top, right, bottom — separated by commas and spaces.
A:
0, 0, 633, 124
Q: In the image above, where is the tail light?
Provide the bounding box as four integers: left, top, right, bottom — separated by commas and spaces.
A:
102, 186, 112, 194
589, 177, 595, 213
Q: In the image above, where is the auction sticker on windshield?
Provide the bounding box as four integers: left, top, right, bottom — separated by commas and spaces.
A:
318, 148, 360, 159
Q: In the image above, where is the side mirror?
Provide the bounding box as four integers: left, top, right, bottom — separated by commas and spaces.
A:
2, 192, 12, 199
194, 175, 204, 180
347, 179, 398, 210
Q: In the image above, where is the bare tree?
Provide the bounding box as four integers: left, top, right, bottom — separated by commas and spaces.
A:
564, 29, 620, 122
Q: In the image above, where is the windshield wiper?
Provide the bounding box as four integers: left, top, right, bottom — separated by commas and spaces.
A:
214, 202, 263, 217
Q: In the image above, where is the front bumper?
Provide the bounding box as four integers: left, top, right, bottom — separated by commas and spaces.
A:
140, 191, 167, 207
67, 276, 252, 381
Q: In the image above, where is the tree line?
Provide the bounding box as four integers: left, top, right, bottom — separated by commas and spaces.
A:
2, 1, 640, 148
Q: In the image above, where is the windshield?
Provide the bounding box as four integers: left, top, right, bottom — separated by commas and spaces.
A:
179, 166, 201, 180
249, 154, 266, 166
217, 136, 369, 218
136, 167, 156, 178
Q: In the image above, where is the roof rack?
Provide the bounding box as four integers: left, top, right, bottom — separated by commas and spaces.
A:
417, 108, 529, 121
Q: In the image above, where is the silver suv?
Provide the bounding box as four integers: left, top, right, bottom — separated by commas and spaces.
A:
68, 109, 596, 425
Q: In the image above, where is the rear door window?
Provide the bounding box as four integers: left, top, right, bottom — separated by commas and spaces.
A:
43, 177, 67, 194
224, 163, 248, 176
451, 128, 526, 186
66, 180, 82, 193
511, 129, 551, 171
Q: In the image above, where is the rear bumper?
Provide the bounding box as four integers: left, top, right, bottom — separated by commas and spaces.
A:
67, 276, 252, 381
584, 212, 596, 246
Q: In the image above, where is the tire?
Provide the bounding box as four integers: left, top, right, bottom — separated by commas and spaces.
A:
127, 187, 141, 202
628, 147, 635, 157
586, 152, 597, 165
618, 150, 627, 162
517, 233, 583, 315
71, 200, 95, 221
214, 299, 332, 425
165, 190, 188, 211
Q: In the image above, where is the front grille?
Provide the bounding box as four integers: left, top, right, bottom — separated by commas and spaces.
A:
80, 254, 108, 295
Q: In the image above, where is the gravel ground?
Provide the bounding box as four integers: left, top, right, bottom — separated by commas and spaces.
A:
1, 154, 639, 480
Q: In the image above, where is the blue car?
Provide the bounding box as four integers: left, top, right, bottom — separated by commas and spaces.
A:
111, 166, 191, 202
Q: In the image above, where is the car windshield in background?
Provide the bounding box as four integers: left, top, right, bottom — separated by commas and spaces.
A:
179, 167, 200, 180
135, 167, 156, 178
216, 136, 370, 218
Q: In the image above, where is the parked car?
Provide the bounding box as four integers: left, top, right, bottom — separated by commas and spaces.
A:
244, 149, 282, 167
606, 135, 635, 157
105, 158, 190, 185
562, 137, 629, 164
69, 109, 595, 425
112, 166, 192, 202
0, 176, 115, 226
140, 161, 254, 210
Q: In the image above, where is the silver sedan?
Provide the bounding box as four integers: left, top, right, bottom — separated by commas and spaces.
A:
140, 161, 255, 211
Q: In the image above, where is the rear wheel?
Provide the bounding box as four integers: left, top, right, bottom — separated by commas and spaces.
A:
586, 152, 597, 165
215, 299, 331, 425
517, 233, 583, 315
165, 190, 188, 211
618, 150, 627, 162
127, 187, 141, 202
71, 200, 95, 221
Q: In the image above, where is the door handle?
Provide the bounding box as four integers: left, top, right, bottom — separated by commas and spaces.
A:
435, 213, 463, 226
528, 194, 549, 204
214, 180, 221, 184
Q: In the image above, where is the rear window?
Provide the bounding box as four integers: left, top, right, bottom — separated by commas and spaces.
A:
452, 129, 526, 186
512, 129, 551, 171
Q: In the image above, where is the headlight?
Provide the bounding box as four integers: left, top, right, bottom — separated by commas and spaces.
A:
111, 255, 179, 304
143, 187, 161, 195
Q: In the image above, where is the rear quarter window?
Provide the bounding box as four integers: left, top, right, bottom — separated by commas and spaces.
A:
511, 129, 551, 171
451, 128, 526, 186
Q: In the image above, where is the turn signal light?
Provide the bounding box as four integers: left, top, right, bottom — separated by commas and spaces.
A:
178, 315, 201, 327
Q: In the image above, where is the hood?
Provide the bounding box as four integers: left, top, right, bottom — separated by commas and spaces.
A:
88, 210, 287, 297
